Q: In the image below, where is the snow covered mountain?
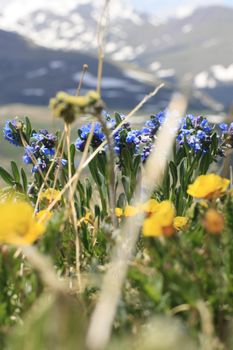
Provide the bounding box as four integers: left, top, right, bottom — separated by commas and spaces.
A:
0, 29, 173, 110
0, 0, 156, 60
0, 1, 233, 111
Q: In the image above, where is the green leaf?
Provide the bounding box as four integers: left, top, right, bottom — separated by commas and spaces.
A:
133, 154, 141, 174
25, 116, 32, 141
169, 161, 178, 188
70, 144, 76, 165
122, 176, 130, 202
117, 193, 126, 208
85, 179, 92, 207
175, 147, 185, 166
121, 148, 133, 173
114, 112, 122, 126
0, 167, 14, 186
89, 159, 101, 186
162, 165, 170, 199
21, 168, 28, 193
11, 161, 20, 183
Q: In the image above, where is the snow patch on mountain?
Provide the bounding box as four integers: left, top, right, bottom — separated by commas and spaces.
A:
211, 65, 233, 82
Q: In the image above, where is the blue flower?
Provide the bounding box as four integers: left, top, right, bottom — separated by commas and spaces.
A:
23, 155, 32, 164
228, 123, 233, 134
196, 130, 206, 140
177, 115, 214, 153
76, 122, 106, 152
61, 159, 67, 166
3, 120, 22, 146
23, 129, 57, 173
126, 130, 141, 145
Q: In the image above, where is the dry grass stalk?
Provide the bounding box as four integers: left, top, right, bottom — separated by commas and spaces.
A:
21, 245, 66, 294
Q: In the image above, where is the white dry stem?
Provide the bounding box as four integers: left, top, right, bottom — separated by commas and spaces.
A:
21, 245, 66, 293
86, 93, 188, 350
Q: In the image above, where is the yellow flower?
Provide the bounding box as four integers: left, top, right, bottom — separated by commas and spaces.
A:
115, 208, 123, 217
174, 216, 188, 230
143, 200, 175, 237
0, 201, 45, 245
203, 209, 224, 234
187, 174, 230, 199
124, 205, 139, 217
139, 199, 159, 214
87, 90, 100, 102
199, 200, 209, 208
40, 188, 61, 202
77, 211, 92, 226
36, 210, 52, 225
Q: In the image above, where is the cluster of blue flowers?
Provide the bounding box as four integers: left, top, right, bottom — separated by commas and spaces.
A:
76, 123, 105, 152
75, 111, 166, 163
219, 122, 233, 135
3, 120, 23, 146
75, 110, 233, 165
176, 115, 214, 153
23, 129, 60, 173
3, 119, 67, 173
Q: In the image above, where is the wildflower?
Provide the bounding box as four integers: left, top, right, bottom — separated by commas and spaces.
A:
139, 199, 159, 214
115, 208, 123, 217
199, 200, 209, 208
143, 200, 175, 237
36, 210, 52, 224
203, 209, 224, 234
76, 123, 105, 151
77, 212, 92, 226
126, 130, 141, 145
0, 201, 45, 245
177, 115, 214, 153
174, 216, 188, 230
124, 205, 139, 217
187, 174, 230, 199
40, 188, 61, 202
50, 90, 103, 123
23, 129, 60, 173
3, 120, 23, 146
219, 123, 228, 133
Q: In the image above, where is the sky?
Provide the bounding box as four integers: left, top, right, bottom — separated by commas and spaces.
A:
130, 0, 233, 16
1, 0, 233, 19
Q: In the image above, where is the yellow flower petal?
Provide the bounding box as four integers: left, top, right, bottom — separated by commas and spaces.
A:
36, 210, 52, 225
187, 174, 230, 199
40, 188, 61, 202
142, 200, 175, 237
174, 216, 188, 230
139, 199, 159, 214
115, 208, 123, 217
124, 205, 139, 217
143, 217, 163, 237
0, 201, 45, 245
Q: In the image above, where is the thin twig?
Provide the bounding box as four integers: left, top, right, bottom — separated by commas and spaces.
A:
76, 64, 88, 96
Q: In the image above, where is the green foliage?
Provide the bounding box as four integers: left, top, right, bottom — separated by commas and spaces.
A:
1, 112, 233, 350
